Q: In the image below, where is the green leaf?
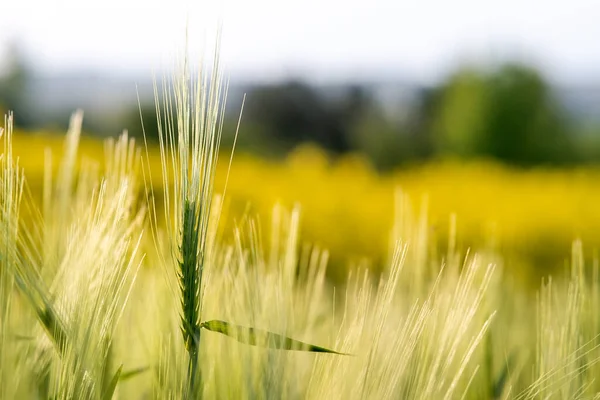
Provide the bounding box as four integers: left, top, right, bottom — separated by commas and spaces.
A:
119, 366, 150, 381
200, 320, 350, 355
13, 272, 67, 353
102, 364, 123, 400
36, 303, 67, 353
493, 355, 514, 399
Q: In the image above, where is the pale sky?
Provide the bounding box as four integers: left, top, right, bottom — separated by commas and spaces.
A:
1, 0, 599, 84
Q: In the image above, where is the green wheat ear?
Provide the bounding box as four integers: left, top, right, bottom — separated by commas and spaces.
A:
200, 320, 351, 355
179, 200, 202, 354
178, 200, 203, 397
148, 35, 350, 399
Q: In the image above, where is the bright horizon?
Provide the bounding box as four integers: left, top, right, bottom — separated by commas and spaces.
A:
1, 0, 599, 85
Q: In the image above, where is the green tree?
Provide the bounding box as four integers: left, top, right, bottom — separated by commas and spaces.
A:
430, 68, 489, 157
484, 64, 572, 165
429, 63, 574, 165
0, 43, 33, 127
243, 81, 353, 154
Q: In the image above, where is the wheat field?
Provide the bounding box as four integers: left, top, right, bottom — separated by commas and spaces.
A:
2, 50, 600, 400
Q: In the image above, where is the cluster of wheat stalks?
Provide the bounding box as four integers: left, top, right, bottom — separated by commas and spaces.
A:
2, 49, 600, 400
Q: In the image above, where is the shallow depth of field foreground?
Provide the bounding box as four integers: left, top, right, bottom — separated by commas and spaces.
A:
3, 55, 600, 400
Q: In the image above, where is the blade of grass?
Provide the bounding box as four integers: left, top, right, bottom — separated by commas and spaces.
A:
200, 320, 351, 355
119, 366, 150, 381
12, 265, 67, 354
101, 364, 123, 400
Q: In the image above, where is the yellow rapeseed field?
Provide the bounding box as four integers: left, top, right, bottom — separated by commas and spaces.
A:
12, 129, 600, 283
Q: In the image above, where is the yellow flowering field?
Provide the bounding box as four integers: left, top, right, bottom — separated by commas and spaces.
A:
12, 130, 600, 284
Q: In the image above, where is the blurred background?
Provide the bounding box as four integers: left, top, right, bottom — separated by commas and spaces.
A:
2, 0, 600, 283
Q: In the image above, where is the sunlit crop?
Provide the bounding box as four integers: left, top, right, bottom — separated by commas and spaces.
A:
3, 47, 600, 399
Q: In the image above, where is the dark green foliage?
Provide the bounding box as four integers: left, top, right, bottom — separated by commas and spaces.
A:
0, 43, 34, 128
484, 65, 572, 165
242, 81, 358, 154
427, 63, 575, 166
